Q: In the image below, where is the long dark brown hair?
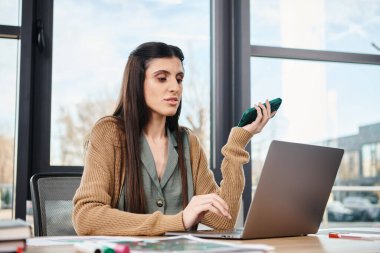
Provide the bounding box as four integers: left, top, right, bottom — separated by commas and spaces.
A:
113, 42, 188, 214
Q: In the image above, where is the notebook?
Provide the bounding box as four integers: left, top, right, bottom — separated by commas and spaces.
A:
0, 219, 32, 252
166, 140, 344, 239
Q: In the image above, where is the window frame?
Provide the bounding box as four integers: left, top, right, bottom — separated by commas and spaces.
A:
0, 25, 20, 39
16, 0, 82, 218
211, 0, 252, 219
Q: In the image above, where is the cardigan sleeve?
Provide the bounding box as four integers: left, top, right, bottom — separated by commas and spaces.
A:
72, 117, 185, 236
188, 127, 253, 230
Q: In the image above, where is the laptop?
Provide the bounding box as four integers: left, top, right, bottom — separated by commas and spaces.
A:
166, 140, 344, 239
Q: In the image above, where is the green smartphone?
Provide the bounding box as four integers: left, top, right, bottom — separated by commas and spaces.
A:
237, 98, 282, 127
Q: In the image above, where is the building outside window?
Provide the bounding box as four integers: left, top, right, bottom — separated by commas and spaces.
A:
362, 142, 380, 178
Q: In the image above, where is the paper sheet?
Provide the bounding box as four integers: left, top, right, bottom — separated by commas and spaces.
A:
27, 235, 141, 246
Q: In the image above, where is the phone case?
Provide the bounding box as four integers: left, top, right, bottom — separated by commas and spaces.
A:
237, 98, 282, 127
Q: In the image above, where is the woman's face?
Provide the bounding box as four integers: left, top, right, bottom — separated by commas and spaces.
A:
144, 57, 184, 118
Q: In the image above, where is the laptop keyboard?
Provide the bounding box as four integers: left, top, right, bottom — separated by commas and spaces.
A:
198, 228, 244, 235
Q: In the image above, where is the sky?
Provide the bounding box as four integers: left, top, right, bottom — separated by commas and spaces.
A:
0, 0, 380, 165
0, 0, 19, 26
251, 0, 380, 53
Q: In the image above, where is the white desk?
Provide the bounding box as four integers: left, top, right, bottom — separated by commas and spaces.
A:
25, 234, 380, 253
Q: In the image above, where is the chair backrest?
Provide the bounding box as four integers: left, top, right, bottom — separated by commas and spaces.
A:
30, 172, 82, 236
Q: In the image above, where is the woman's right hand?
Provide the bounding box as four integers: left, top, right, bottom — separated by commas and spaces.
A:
182, 193, 232, 229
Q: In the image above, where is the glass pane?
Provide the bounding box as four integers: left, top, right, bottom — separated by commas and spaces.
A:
250, 0, 380, 54
50, 0, 210, 165
0, 39, 19, 219
250, 57, 380, 227
0, 0, 20, 26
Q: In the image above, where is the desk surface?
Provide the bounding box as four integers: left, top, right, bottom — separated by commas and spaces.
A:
25, 234, 380, 253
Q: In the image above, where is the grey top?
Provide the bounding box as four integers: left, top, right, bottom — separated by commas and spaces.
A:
118, 130, 194, 214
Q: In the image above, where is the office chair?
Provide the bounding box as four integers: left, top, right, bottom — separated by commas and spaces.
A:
30, 172, 82, 236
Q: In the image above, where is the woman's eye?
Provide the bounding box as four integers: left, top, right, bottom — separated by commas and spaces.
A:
158, 77, 167, 82
177, 78, 183, 84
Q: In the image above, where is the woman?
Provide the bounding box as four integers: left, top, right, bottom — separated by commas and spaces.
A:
72, 42, 275, 236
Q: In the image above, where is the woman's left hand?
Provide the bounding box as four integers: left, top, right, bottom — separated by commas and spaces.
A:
242, 99, 276, 135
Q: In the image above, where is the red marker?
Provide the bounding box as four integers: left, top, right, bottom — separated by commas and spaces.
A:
329, 232, 380, 241
16, 246, 24, 253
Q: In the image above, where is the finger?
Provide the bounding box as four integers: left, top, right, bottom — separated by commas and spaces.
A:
264, 101, 271, 120
254, 104, 262, 122
258, 102, 268, 121
265, 99, 271, 116
199, 196, 231, 218
207, 198, 231, 218
204, 202, 231, 219
207, 193, 229, 210
262, 102, 269, 119
196, 202, 224, 217
207, 203, 227, 218
199, 196, 229, 216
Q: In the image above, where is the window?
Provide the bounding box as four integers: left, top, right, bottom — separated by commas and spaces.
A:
250, 58, 380, 185
250, 0, 380, 226
0, 38, 19, 219
50, 0, 211, 165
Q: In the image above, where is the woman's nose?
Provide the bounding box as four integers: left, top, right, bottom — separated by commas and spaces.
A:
168, 78, 180, 92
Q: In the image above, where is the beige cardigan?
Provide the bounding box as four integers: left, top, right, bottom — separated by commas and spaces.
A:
72, 116, 252, 236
